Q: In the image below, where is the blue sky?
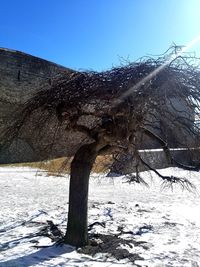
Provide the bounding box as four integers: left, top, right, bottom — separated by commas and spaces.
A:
1, 0, 200, 71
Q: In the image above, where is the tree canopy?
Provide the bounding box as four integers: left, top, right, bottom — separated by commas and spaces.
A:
3, 47, 200, 168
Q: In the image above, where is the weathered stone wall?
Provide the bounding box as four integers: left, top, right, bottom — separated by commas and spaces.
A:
0, 48, 86, 164
0, 48, 71, 103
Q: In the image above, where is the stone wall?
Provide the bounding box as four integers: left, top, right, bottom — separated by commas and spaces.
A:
0, 48, 87, 164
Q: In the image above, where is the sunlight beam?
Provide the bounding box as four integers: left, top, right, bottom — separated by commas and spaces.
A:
115, 35, 200, 105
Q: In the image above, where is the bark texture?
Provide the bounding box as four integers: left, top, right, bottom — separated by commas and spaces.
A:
65, 142, 98, 247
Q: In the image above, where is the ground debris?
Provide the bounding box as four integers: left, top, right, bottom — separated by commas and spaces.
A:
78, 233, 145, 264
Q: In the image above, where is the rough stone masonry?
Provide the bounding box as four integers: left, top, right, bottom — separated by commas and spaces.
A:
0, 48, 82, 163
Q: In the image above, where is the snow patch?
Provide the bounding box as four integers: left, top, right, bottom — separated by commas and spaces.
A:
0, 167, 200, 266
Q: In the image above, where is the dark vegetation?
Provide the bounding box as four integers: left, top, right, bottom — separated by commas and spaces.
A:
1, 46, 200, 247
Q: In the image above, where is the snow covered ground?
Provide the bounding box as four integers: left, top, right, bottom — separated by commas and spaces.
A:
0, 167, 200, 267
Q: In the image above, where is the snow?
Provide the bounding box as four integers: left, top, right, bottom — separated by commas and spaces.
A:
0, 166, 200, 266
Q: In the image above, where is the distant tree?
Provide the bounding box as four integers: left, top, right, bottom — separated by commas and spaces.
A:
2, 47, 200, 247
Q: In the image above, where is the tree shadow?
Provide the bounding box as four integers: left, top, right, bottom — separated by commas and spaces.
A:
79, 233, 146, 266
0, 244, 74, 267
0, 229, 147, 266
0, 240, 140, 267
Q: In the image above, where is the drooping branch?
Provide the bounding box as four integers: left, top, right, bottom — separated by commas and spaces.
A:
141, 127, 200, 171
138, 153, 196, 191
141, 127, 172, 164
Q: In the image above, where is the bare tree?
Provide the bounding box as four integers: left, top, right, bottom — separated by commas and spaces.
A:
1, 47, 200, 247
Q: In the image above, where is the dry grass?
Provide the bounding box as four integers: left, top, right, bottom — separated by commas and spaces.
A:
4, 155, 113, 175
92, 155, 113, 173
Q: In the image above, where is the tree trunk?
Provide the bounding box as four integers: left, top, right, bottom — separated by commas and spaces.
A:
64, 142, 98, 247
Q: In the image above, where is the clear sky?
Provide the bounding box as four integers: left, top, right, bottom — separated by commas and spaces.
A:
1, 0, 200, 71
